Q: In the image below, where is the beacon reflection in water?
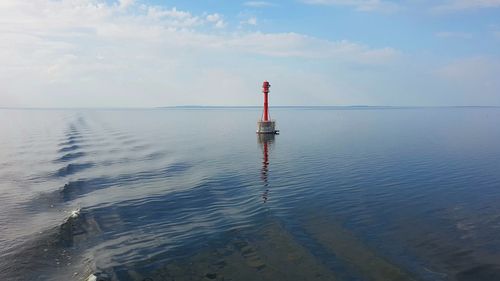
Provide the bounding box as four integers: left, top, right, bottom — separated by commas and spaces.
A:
258, 133, 275, 203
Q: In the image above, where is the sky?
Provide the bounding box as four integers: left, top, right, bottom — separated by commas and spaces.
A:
1, 0, 500, 107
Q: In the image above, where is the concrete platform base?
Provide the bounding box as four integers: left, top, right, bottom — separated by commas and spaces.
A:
257, 120, 279, 134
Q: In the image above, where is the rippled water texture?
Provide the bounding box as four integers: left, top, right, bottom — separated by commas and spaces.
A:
1, 108, 500, 281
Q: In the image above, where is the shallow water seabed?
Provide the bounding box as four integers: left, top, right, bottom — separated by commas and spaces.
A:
391, 205, 500, 281
108, 215, 417, 281
131, 220, 337, 281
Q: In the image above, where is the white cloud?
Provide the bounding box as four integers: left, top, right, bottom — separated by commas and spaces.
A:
433, 0, 500, 12
221, 33, 399, 62
243, 1, 275, 8
206, 13, 226, 28
118, 0, 134, 9
301, 0, 400, 12
241, 16, 258, 26
435, 57, 500, 99
215, 21, 226, 28
145, 6, 201, 28
206, 13, 221, 22
435, 31, 473, 39
0, 0, 399, 107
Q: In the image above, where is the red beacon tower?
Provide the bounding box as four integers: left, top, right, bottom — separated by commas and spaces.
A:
257, 80, 279, 134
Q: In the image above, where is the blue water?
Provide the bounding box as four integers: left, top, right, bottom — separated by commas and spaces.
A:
1, 107, 500, 281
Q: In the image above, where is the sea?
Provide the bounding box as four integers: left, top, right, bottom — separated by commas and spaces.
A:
1, 107, 500, 281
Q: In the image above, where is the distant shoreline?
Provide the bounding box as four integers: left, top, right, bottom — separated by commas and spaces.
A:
1, 105, 500, 110
161, 105, 500, 109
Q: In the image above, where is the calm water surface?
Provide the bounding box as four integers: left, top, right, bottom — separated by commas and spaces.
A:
1, 108, 500, 281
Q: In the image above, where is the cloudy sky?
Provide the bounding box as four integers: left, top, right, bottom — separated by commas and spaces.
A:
1, 0, 500, 107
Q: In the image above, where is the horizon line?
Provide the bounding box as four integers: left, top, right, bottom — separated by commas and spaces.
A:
1, 105, 500, 110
